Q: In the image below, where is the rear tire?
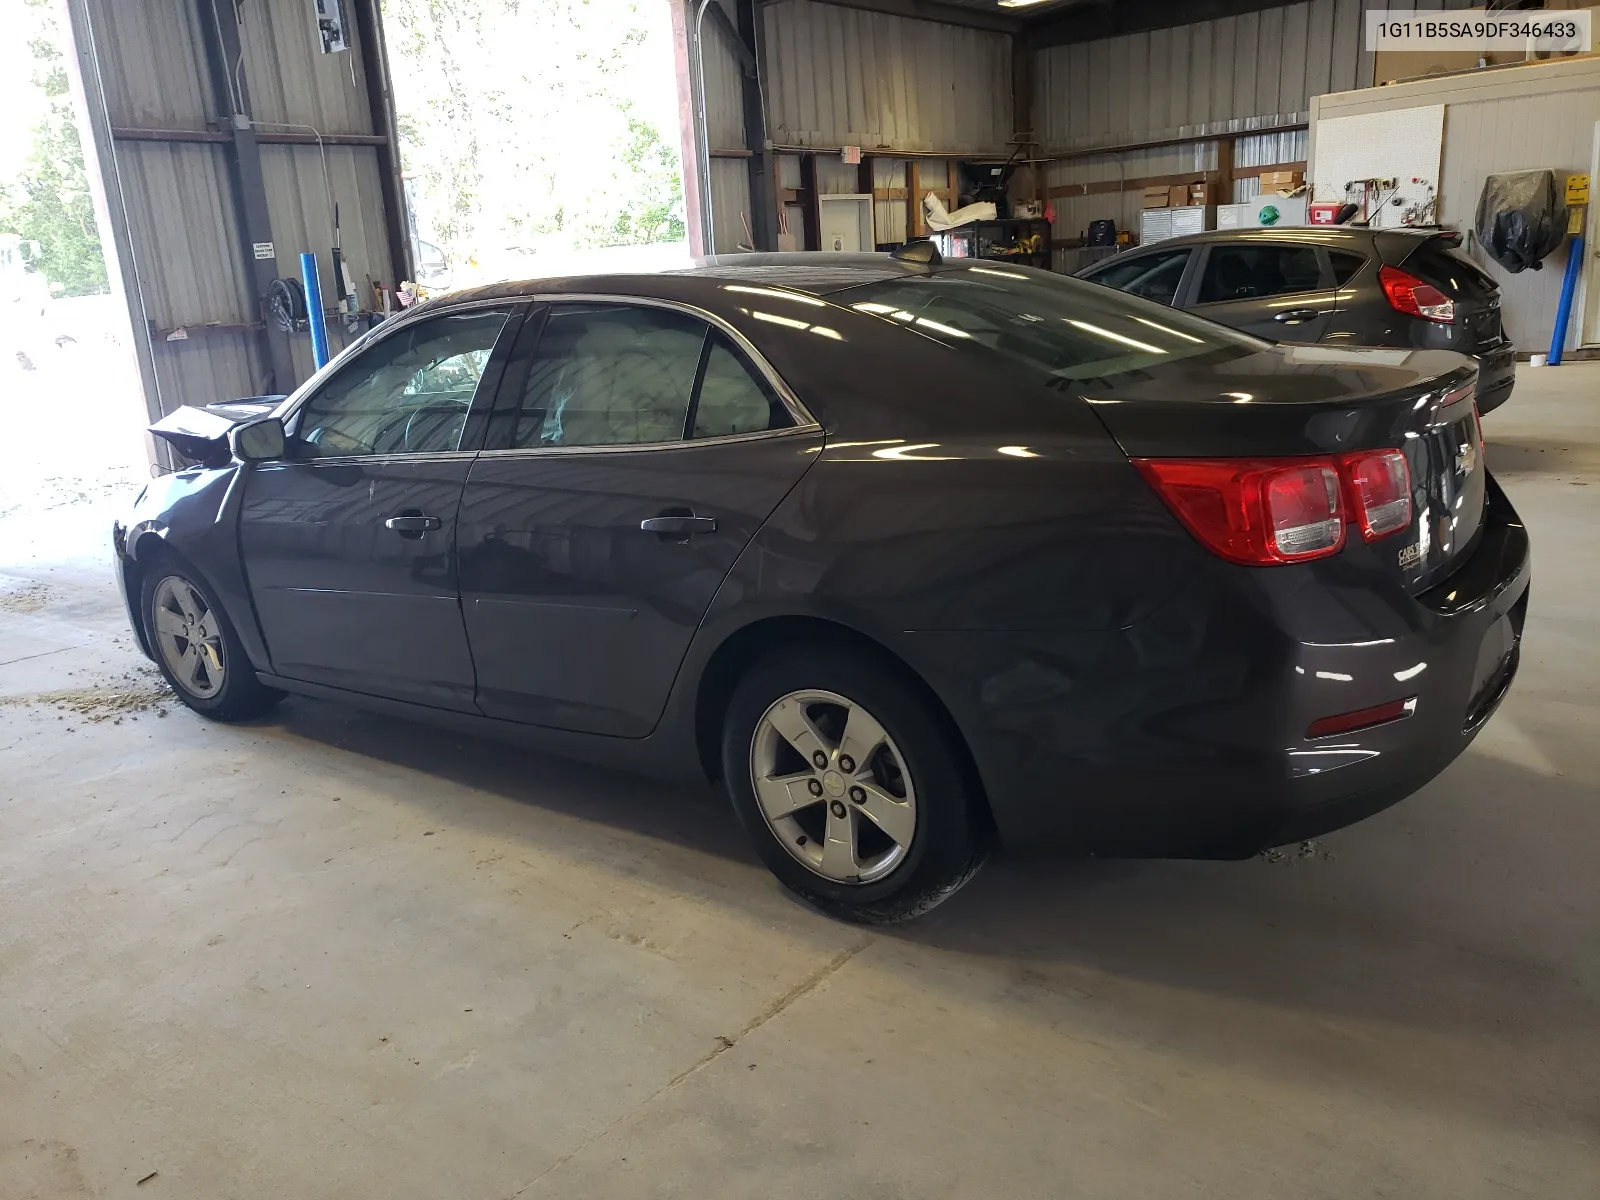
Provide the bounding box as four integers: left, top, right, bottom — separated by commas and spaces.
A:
720, 645, 990, 924
140, 555, 284, 722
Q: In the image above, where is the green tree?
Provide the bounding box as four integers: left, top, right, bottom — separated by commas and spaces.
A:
0, 0, 108, 298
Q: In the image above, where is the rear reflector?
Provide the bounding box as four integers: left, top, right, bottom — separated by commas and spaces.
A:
1379, 264, 1454, 323
1340, 449, 1412, 540
1306, 697, 1416, 739
1133, 457, 1346, 565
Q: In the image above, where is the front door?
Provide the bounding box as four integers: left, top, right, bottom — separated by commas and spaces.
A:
1186, 240, 1337, 342
457, 301, 821, 736
240, 304, 521, 709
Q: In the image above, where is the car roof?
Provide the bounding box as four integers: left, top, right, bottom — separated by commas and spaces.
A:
426, 253, 969, 307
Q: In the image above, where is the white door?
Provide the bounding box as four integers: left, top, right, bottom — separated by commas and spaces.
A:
1581, 120, 1600, 347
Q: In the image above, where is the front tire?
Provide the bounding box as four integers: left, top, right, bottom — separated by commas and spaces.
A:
141, 557, 284, 722
721, 645, 990, 924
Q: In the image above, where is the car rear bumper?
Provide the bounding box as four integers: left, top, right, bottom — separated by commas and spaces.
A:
1474, 341, 1516, 413
903, 475, 1531, 857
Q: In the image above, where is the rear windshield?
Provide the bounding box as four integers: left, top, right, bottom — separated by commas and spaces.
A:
835, 264, 1264, 385
1405, 240, 1499, 300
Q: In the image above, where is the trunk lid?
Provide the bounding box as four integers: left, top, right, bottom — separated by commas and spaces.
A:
1086, 344, 1486, 592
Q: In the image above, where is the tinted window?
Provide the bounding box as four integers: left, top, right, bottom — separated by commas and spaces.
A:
293, 308, 510, 457
1197, 244, 1324, 303
839, 266, 1263, 385
510, 305, 704, 448
1090, 248, 1191, 305
1329, 250, 1366, 286
692, 336, 790, 438
1408, 242, 1500, 300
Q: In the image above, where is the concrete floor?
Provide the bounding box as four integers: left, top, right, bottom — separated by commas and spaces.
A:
2, 364, 1597, 1200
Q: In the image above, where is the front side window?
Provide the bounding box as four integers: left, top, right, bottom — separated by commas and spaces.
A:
1196, 245, 1325, 304
293, 308, 511, 457
838, 266, 1263, 385
1090, 248, 1192, 305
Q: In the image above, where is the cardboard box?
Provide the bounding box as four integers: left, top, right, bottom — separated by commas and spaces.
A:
1259, 170, 1304, 195
1187, 182, 1214, 206
1168, 184, 1190, 207
1142, 186, 1170, 209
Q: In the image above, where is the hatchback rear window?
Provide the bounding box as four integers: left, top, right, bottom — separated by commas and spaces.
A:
836, 265, 1264, 384
1406, 240, 1499, 300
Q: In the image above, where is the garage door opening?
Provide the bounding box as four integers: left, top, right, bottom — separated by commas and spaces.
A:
0, 0, 146, 567
382, 0, 691, 289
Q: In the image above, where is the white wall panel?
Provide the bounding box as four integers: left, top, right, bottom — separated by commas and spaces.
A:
1315, 57, 1600, 350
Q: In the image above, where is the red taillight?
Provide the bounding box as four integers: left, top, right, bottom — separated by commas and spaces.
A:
1306, 697, 1415, 739
1137, 450, 1417, 565
1379, 264, 1454, 323
1133, 457, 1346, 565
1340, 449, 1412, 541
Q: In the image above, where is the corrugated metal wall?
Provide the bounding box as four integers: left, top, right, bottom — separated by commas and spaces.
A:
69, 0, 394, 428
762, 0, 1012, 154
1314, 57, 1600, 351
1035, 0, 1368, 156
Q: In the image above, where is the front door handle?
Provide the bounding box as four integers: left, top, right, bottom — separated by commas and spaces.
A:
640, 513, 717, 543
1274, 308, 1320, 324
385, 513, 443, 536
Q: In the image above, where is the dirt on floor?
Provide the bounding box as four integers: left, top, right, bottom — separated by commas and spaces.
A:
0, 665, 172, 724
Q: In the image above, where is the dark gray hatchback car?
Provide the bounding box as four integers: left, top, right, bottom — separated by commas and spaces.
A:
1077, 226, 1516, 413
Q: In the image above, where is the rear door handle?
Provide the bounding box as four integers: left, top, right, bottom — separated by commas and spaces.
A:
640, 513, 717, 541
385, 513, 443, 534
1274, 308, 1320, 323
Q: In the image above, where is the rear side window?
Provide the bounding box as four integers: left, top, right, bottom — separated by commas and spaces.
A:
512, 305, 704, 448
1197, 244, 1325, 303
1089, 248, 1191, 306
692, 336, 789, 439
1329, 250, 1366, 286
838, 267, 1263, 385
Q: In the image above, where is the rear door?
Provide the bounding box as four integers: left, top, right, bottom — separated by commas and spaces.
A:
457, 300, 822, 735
1186, 240, 1337, 341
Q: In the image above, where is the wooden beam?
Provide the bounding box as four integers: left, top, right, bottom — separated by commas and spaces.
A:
1047, 161, 1306, 200
1046, 123, 1307, 163
112, 126, 388, 147
798, 153, 821, 251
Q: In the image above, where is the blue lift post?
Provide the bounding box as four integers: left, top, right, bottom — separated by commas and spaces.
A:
300, 251, 330, 370
1548, 232, 1584, 366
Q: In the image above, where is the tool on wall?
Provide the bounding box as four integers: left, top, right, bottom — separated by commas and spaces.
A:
330, 202, 362, 333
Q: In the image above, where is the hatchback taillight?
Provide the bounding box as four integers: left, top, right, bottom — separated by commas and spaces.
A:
1135, 451, 1415, 566
1379, 264, 1454, 323
1340, 449, 1412, 540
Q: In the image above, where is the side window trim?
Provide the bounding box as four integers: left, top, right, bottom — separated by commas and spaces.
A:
283, 299, 528, 460
480, 296, 814, 455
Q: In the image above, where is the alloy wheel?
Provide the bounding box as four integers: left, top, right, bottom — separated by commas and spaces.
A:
749, 688, 917, 884
151, 575, 227, 700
